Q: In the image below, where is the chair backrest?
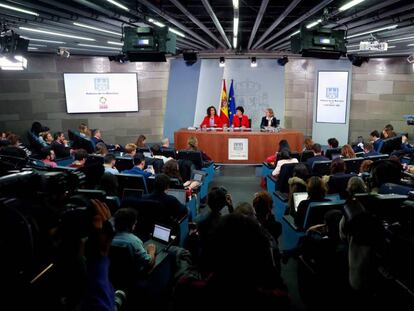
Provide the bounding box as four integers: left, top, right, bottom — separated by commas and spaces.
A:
108, 245, 138, 291
378, 182, 414, 195
366, 154, 389, 162
137, 147, 151, 154
177, 150, 203, 169
312, 160, 332, 176
379, 135, 403, 154
68, 129, 95, 153
303, 200, 345, 229
116, 173, 148, 196
343, 158, 364, 174
327, 174, 354, 199
86, 154, 104, 167
115, 156, 134, 172
300, 150, 314, 163
159, 148, 176, 159
277, 162, 299, 193
325, 148, 341, 160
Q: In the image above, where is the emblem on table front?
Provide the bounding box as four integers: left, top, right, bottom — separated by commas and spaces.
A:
94, 77, 110, 92
326, 87, 339, 99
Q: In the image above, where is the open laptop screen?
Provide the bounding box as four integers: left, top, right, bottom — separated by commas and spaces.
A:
293, 192, 308, 211
153, 224, 171, 243
166, 189, 187, 205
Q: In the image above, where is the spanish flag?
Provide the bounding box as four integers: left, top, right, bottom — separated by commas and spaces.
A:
219, 79, 229, 126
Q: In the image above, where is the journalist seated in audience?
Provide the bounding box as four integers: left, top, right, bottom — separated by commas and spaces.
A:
42, 132, 54, 145
174, 214, 290, 311
41, 147, 57, 168
143, 174, 188, 220
369, 130, 382, 152
99, 173, 119, 196
7, 133, 31, 157
272, 149, 298, 177
79, 123, 91, 137
103, 154, 119, 174
341, 144, 356, 159
287, 163, 309, 215
265, 139, 290, 165
327, 137, 339, 149
294, 176, 330, 228
161, 137, 170, 148
31, 121, 49, 137
69, 149, 88, 168
323, 158, 347, 181
195, 187, 234, 246
94, 142, 108, 156
112, 208, 156, 272
401, 135, 414, 155
123, 153, 154, 178
51, 132, 71, 158
363, 142, 380, 157
359, 159, 373, 175
187, 136, 212, 162
91, 129, 121, 151
303, 138, 314, 152
306, 143, 329, 169
135, 134, 147, 149
124, 143, 137, 157
234, 202, 256, 218
150, 144, 173, 163
382, 124, 396, 139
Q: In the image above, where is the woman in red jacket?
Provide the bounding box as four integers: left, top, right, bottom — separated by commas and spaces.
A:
232, 106, 249, 128
200, 106, 223, 128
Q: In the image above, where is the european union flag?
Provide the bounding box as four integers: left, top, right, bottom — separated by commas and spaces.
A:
228, 80, 236, 126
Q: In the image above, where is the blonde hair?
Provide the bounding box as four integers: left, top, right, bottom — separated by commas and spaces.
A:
304, 138, 314, 151
125, 143, 137, 154
187, 136, 198, 151
266, 108, 274, 117
79, 123, 91, 137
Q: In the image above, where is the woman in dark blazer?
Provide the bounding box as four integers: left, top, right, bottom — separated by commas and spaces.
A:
260, 108, 279, 129
232, 106, 249, 128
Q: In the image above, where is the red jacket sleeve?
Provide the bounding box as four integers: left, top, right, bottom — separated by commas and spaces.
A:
242, 115, 250, 128
215, 116, 223, 127
200, 116, 209, 128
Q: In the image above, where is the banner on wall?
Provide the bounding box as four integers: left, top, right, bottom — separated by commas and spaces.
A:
228, 138, 248, 160
316, 71, 349, 124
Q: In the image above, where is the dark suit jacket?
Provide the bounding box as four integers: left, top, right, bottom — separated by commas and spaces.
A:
143, 191, 187, 220
260, 116, 279, 128
51, 140, 70, 158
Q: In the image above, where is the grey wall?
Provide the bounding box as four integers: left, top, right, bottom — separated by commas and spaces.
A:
0, 54, 170, 145
163, 58, 201, 142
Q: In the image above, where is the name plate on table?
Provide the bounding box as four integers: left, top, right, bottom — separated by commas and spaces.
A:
228, 138, 248, 160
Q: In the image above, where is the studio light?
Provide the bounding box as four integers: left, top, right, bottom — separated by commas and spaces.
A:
219, 57, 225, 67
148, 18, 166, 28
339, 0, 365, 12
251, 57, 257, 68
169, 28, 185, 38
306, 19, 322, 29
106, 0, 130, 12
277, 56, 289, 66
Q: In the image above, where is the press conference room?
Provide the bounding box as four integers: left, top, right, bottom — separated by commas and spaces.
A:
1, 0, 414, 310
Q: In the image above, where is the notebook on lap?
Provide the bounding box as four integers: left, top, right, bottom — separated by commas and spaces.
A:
293, 192, 308, 212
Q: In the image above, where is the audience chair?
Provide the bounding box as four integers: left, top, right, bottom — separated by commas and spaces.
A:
311, 161, 331, 176
325, 148, 341, 160
343, 158, 364, 174
117, 173, 148, 196
300, 150, 314, 163
115, 156, 134, 172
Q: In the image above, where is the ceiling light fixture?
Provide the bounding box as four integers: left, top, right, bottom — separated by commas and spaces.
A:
22, 37, 66, 44
251, 57, 257, 68
290, 30, 300, 37
169, 28, 185, 38
106, 0, 129, 12
219, 57, 225, 67
77, 43, 122, 50
0, 55, 27, 70
28, 44, 47, 47
233, 0, 239, 9
346, 24, 398, 39
148, 18, 166, 28
388, 36, 414, 43
19, 27, 96, 41
0, 3, 39, 16
73, 22, 121, 36
233, 37, 237, 49
107, 41, 123, 46
233, 17, 239, 37
306, 19, 322, 29
339, 0, 365, 12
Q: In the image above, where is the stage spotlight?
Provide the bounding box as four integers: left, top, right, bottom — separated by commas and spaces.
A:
347, 54, 369, 67
277, 56, 288, 66
219, 56, 225, 67
251, 57, 257, 67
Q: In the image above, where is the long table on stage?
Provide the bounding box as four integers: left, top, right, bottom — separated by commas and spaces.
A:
174, 128, 304, 164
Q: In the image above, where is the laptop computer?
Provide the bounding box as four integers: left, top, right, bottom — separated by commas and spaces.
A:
122, 188, 144, 201
166, 188, 187, 205
191, 170, 205, 183
144, 224, 173, 255
293, 192, 308, 212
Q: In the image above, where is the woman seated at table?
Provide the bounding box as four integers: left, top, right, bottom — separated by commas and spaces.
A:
200, 106, 223, 128
260, 108, 279, 129
232, 106, 249, 128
